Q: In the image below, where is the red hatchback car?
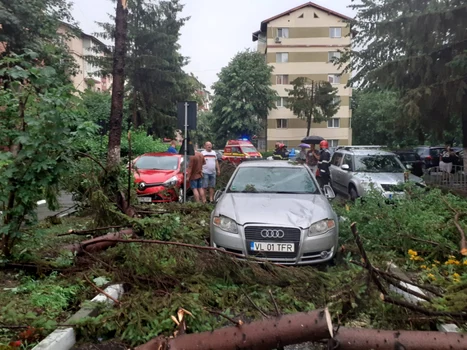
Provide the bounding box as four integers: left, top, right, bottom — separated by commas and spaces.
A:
132, 153, 189, 203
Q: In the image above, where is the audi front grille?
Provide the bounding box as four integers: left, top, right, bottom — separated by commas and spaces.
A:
244, 226, 301, 260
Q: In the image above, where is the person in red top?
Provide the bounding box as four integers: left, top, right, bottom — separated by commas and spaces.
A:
187, 151, 206, 203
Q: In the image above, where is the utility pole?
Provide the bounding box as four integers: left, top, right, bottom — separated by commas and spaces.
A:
107, 0, 128, 170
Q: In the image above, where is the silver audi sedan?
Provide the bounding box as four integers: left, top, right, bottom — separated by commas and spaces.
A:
210, 160, 339, 265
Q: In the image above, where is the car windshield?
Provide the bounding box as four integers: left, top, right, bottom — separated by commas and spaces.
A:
240, 146, 257, 153
227, 167, 319, 194
134, 156, 179, 170
354, 155, 405, 173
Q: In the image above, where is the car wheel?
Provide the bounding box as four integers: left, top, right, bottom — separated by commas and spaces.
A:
349, 186, 359, 201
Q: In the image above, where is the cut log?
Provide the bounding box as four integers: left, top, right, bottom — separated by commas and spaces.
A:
334, 327, 467, 350
135, 308, 333, 350
64, 229, 136, 255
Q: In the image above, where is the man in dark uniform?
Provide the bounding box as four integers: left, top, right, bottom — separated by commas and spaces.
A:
317, 140, 331, 188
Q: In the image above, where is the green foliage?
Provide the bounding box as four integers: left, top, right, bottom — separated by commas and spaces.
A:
0, 52, 95, 256
340, 0, 467, 144
190, 111, 215, 147
0, 271, 86, 345
287, 78, 340, 137
92, 0, 192, 137
0, 0, 79, 80
211, 50, 277, 143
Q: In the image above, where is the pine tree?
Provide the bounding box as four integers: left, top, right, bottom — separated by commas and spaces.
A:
92, 0, 191, 138
341, 0, 467, 151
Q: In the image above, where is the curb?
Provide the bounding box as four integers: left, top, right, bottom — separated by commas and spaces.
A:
32, 284, 124, 350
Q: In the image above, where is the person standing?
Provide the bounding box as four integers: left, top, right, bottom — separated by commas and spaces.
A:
186, 151, 206, 203
317, 140, 331, 188
167, 140, 177, 154
439, 143, 457, 183
202, 141, 220, 202
306, 144, 320, 175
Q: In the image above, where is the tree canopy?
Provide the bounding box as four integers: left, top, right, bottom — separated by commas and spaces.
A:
211, 50, 277, 142
93, 0, 193, 138
287, 78, 339, 137
340, 0, 467, 147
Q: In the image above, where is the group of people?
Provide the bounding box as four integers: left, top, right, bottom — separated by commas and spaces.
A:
274, 140, 332, 189
186, 142, 220, 203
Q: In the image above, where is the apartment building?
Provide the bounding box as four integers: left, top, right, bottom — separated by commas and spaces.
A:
58, 22, 111, 92
252, 2, 352, 150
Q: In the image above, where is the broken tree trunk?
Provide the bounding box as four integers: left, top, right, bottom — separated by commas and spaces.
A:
333, 327, 467, 350
135, 309, 333, 350
64, 229, 136, 255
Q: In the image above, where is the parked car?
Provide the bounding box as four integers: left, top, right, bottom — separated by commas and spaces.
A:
393, 150, 425, 177
210, 160, 338, 265
133, 153, 190, 203
329, 146, 425, 200
414, 146, 463, 173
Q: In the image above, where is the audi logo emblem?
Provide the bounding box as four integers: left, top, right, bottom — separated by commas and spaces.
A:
260, 229, 285, 238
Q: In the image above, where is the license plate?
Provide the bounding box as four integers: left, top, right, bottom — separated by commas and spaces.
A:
250, 242, 294, 252
138, 197, 152, 203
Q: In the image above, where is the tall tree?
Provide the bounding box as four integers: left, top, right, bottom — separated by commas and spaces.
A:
286, 78, 340, 137
107, 0, 128, 169
339, 0, 467, 157
211, 50, 277, 141
92, 0, 191, 138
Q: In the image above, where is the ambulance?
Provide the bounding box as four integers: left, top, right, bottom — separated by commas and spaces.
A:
222, 139, 262, 165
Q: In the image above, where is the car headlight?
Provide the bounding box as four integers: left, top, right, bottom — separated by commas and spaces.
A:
164, 176, 178, 187
308, 219, 335, 237
138, 182, 146, 190
213, 215, 237, 233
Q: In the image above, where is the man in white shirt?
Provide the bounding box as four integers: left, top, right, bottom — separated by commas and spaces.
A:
202, 141, 220, 202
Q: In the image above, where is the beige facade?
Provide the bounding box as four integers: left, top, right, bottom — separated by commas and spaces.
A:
58, 23, 111, 92
252, 2, 353, 151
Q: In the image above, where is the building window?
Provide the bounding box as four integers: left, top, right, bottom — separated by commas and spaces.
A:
329, 139, 339, 147
277, 28, 289, 38
328, 51, 341, 62
327, 118, 340, 128
333, 96, 341, 105
276, 52, 289, 63
276, 75, 289, 84
328, 74, 341, 84
330, 27, 342, 38
276, 97, 288, 107
276, 119, 288, 129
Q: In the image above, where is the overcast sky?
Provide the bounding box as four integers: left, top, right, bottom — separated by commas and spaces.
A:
71, 0, 355, 91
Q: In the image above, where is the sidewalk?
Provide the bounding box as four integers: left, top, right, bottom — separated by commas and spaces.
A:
36, 193, 77, 221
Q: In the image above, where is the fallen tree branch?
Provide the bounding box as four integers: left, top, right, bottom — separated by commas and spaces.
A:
135, 309, 334, 350
83, 274, 120, 306
333, 326, 467, 350
207, 309, 243, 326
350, 223, 466, 320
269, 289, 281, 316
242, 291, 270, 318
76, 237, 288, 267
64, 229, 137, 254
441, 197, 467, 255
351, 260, 443, 298
58, 225, 125, 237
350, 222, 387, 294
76, 151, 106, 173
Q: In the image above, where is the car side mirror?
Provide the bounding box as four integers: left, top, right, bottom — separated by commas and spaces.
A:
341, 164, 350, 171
323, 185, 336, 200
213, 189, 224, 203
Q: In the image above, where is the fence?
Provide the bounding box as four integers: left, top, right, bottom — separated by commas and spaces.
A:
423, 165, 467, 192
